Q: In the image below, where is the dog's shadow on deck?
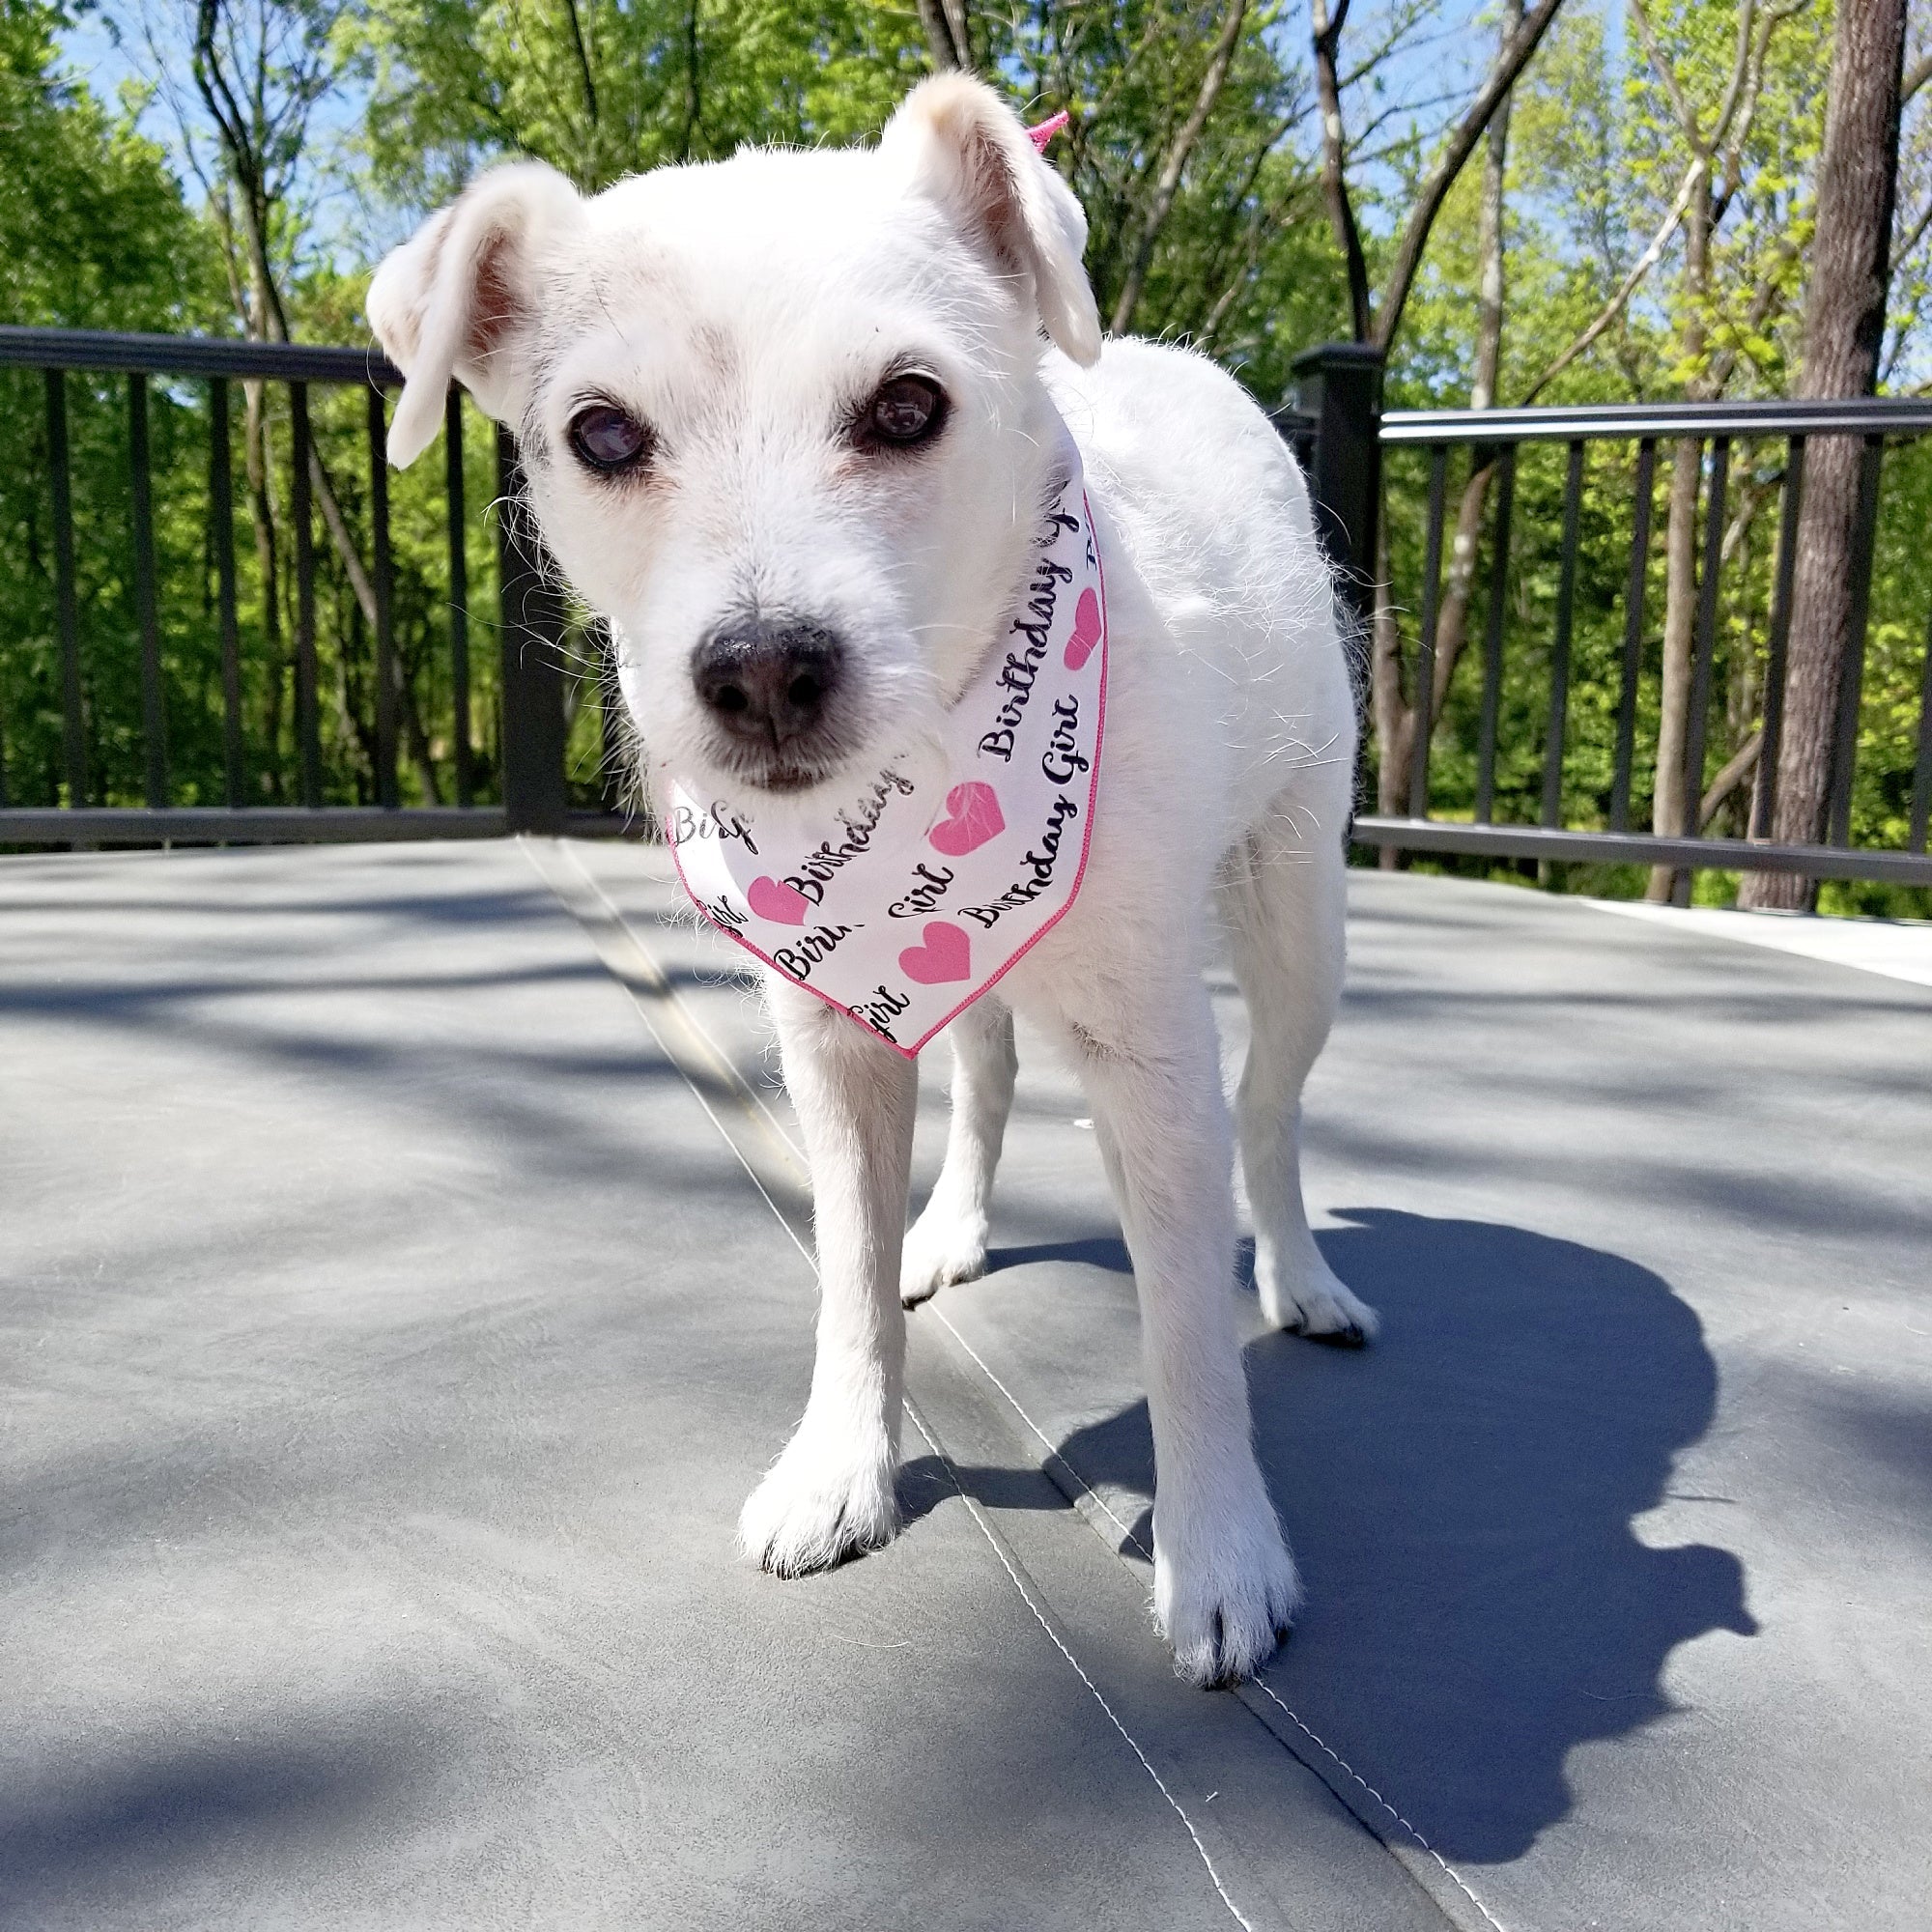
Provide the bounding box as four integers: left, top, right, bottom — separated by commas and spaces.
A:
911, 1208, 1754, 1866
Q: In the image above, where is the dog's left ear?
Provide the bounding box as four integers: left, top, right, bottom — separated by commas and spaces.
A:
882, 76, 1102, 367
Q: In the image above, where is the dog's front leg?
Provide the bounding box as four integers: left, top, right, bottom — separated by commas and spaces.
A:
1065, 975, 1299, 1686
740, 977, 918, 1576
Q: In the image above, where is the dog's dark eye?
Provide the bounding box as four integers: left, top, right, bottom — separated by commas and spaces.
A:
861, 374, 947, 449
568, 404, 653, 474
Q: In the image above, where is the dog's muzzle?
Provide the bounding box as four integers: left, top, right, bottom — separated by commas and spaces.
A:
690, 616, 845, 790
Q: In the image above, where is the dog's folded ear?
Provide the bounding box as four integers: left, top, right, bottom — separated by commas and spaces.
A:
882, 77, 1102, 368
368, 163, 585, 469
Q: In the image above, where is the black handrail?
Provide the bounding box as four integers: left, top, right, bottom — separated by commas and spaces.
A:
1382, 396, 1932, 441
0, 324, 401, 384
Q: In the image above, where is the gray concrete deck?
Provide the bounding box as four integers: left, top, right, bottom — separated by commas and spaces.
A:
3, 839, 1927, 1931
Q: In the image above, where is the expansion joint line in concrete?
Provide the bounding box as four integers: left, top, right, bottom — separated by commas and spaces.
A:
900, 1399, 1261, 1932
534, 837, 1482, 1932
1242, 1682, 1507, 1932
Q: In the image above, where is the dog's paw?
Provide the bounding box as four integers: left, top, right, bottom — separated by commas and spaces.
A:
739, 1426, 899, 1577
899, 1204, 989, 1307
1155, 1488, 1302, 1688
1261, 1253, 1379, 1348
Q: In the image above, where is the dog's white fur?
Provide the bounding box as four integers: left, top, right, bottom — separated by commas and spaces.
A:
370, 75, 1376, 1687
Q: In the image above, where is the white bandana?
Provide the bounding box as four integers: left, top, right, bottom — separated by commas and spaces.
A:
666, 429, 1108, 1057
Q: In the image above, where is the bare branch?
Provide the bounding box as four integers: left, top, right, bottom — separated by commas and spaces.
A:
562, 0, 599, 128
1372, 0, 1568, 353
1337, 0, 1451, 91
1706, 232, 1803, 391
1707, 0, 1767, 157
309, 447, 377, 631
1109, 0, 1251, 333
1713, 0, 1811, 222
1346, 86, 1473, 157
1520, 156, 1700, 404
1628, 0, 1705, 148
1893, 191, 1932, 269
1311, 0, 1372, 339
1700, 731, 1762, 828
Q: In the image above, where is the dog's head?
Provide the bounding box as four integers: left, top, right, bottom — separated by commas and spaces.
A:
368, 77, 1099, 801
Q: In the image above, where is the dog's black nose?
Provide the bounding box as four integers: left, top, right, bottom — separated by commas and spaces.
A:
691, 618, 843, 752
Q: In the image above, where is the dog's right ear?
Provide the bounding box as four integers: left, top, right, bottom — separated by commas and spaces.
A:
881, 77, 1102, 367
368, 163, 584, 469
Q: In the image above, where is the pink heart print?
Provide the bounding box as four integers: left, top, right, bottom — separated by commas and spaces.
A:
747, 874, 810, 925
928, 781, 1005, 856
898, 921, 971, 985
1064, 588, 1101, 669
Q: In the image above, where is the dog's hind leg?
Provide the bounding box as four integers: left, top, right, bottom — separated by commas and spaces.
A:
739, 976, 918, 1577
1219, 810, 1378, 1343
900, 997, 1016, 1306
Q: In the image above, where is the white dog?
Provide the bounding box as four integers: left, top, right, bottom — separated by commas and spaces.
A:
369, 74, 1376, 1686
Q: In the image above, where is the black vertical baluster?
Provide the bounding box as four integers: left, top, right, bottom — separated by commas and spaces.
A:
445, 389, 472, 807
497, 424, 569, 834
128, 373, 167, 808
1910, 587, 1932, 855
1750, 435, 1804, 840
596, 620, 622, 804
1474, 444, 1514, 824
1827, 434, 1885, 848
1672, 437, 1730, 905
210, 380, 244, 807
45, 368, 86, 808
1542, 440, 1585, 830
1610, 438, 1656, 833
1408, 443, 1448, 818
1682, 438, 1731, 838
291, 383, 321, 809
368, 385, 398, 809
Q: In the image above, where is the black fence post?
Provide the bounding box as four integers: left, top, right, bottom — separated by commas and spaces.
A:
1292, 342, 1385, 639
495, 425, 570, 836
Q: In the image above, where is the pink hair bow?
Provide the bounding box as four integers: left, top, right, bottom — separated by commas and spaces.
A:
1026, 110, 1069, 154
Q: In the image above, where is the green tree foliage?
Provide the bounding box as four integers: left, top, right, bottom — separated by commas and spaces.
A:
1380, 0, 1929, 914
354, 0, 928, 205
0, 0, 1925, 914
0, 0, 213, 327
0, 0, 225, 809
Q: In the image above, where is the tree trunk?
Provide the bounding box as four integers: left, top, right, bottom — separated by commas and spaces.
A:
917, 0, 970, 71
1429, 0, 1520, 703
1739, 0, 1907, 910
1647, 169, 1712, 901
1648, 434, 1703, 897
1369, 518, 1409, 867
1310, 0, 1372, 340
1363, 0, 1521, 843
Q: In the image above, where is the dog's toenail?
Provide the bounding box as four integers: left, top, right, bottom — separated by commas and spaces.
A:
1309, 1322, 1365, 1349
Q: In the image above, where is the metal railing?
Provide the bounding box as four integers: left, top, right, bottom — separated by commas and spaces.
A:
0, 326, 618, 844
1288, 345, 1932, 892
2, 327, 1928, 895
